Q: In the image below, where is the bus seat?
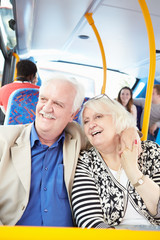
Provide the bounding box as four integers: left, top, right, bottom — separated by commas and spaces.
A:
136, 105, 142, 130
73, 97, 89, 124
4, 88, 39, 125
155, 128, 160, 145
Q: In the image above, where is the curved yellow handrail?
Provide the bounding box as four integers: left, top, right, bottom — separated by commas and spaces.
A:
85, 12, 107, 94
12, 52, 20, 80
138, 0, 156, 140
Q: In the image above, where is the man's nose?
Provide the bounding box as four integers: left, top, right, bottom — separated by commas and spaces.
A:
43, 101, 53, 112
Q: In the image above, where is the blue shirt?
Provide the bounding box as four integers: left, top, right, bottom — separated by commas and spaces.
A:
16, 123, 73, 226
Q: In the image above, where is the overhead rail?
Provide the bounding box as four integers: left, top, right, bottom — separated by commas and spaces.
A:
85, 12, 107, 94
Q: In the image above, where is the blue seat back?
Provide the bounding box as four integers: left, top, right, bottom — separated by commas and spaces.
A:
4, 88, 39, 125
136, 105, 143, 130
73, 97, 89, 124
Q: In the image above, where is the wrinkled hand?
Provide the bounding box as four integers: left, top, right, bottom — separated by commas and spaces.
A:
120, 141, 140, 180
149, 123, 158, 136
119, 127, 142, 156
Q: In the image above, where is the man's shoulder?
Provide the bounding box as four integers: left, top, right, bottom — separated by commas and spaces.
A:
0, 123, 32, 141
65, 121, 82, 135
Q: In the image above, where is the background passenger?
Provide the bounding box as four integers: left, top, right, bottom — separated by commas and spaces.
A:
0, 59, 39, 114
117, 86, 137, 121
133, 84, 160, 141
72, 95, 160, 229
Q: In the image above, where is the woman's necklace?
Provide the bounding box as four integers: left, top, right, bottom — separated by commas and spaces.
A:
116, 166, 123, 182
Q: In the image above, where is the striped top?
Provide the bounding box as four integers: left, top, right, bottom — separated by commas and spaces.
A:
71, 141, 160, 228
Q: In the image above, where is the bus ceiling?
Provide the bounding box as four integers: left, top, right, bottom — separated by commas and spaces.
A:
0, 0, 160, 82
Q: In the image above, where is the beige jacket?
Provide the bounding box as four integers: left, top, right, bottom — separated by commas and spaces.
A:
0, 122, 85, 225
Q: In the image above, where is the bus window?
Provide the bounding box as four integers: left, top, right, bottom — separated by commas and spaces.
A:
0, 0, 16, 50
0, 51, 5, 87
37, 60, 136, 99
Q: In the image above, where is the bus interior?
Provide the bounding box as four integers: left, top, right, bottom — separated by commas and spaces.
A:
0, 0, 160, 237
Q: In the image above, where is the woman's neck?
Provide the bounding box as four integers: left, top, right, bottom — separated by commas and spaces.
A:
101, 151, 121, 171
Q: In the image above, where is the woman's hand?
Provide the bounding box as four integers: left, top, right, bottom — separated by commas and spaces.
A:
120, 140, 141, 182
119, 127, 142, 156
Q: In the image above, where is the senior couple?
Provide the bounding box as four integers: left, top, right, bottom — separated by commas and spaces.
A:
0, 75, 160, 228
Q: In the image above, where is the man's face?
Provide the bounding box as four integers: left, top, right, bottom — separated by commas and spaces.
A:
152, 88, 160, 104
35, 80, 76, 143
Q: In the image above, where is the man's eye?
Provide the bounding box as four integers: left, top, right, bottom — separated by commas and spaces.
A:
54, 102, 63, 108
40, 97, 46, 102
95, 114, 102, 119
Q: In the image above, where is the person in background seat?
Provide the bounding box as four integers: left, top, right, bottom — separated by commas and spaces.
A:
117, 86, 137, 122
0, 59, 39, 114
133, 84, 160, 141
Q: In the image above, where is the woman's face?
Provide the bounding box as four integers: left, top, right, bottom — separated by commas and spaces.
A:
120, 89, 131, 106
83, 104, 117, 152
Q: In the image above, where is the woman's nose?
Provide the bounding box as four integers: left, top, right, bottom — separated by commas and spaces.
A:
88, 120, 97, 129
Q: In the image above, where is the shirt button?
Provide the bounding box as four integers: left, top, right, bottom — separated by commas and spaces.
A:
22, 205, 25, 211
45, 167, 48, 171
44, 209, 48, 213
44, 187, 47, 191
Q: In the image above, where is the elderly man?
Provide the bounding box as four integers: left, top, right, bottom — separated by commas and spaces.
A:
0, 75, 85, 226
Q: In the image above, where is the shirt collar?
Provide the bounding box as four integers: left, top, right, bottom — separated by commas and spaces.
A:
30, 122, 65, 148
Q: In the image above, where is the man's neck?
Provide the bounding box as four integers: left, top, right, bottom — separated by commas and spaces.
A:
152, 98, 160, 104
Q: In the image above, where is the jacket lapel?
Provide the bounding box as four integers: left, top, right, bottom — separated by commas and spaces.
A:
11, 125, 32, 194
63, 135, 77, 196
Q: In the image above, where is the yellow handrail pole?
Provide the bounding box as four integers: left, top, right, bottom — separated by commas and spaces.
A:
12, 52, 20, 80
85, 12, 107, 94
138, 0, 156, 140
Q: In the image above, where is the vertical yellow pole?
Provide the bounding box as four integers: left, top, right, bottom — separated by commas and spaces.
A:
12, 52, 20, 80
85, 13, 107, 94
138, 0, 156, 140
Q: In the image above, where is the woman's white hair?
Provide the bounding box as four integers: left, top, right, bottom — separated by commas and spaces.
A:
39, 74, 85, 113
81, 96, 137, 134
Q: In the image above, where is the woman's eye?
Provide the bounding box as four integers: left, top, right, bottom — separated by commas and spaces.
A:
83, 120, 89, 124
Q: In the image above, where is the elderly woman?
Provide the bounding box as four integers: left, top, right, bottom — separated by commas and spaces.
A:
71, 94, 160, 229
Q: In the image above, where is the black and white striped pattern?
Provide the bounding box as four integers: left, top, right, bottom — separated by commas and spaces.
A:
72, 159, 111, 228
71, 141, 160, 228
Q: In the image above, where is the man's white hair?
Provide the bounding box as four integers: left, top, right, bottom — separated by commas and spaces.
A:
40, 74, 85, 113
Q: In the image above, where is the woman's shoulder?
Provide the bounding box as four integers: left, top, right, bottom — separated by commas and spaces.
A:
80, 146, 95, 156
141, 140, 160, 150
131, 103, 137, 111
140, 140, 160, 172
79, 147, 97, 162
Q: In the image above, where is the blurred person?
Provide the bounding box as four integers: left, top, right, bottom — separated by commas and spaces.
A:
117, 86, 137, 121
72, 94, 160, 229
0, 59, 39, 114
134, 84, 160, 141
